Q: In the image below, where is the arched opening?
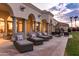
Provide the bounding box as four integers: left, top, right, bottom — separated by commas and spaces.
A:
26, 14, 35, 33
40, 19, 48, 32
0, 4, 13, 39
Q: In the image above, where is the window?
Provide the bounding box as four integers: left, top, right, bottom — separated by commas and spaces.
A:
17, 20, 23, 32
0, 18, 5, 33
7, 16, 13, 33
7, 22, 12, 33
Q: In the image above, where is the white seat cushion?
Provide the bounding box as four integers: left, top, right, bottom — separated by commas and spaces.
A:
16, 35, 23, 41
44, 32, 47, 35
31, 34, 36, 38
39, 33, 42, 35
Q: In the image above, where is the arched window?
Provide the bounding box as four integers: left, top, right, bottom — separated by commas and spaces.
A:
40, 19, 47, 32
7, 16, 13, 33
26, 14, 35, 32
0, 18, 5, 33
17, 19, 23, 32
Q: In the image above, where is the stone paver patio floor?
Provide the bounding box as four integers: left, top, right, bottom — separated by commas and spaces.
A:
0, 36, 68, 56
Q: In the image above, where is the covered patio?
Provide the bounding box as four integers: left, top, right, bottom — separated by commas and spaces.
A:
0, 36, 68, 56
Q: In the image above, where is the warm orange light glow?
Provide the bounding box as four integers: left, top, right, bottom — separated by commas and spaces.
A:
32, 21, 35, 31
40, 21, 42, 32
0, 18, 5, 33
26, 14, 35, 32
8, 22, 12, 30
26, 19, 35, 32
26, 20, 31, 32
19, 23, 22, 32
7, 16, 13, 32
0, 18, 4, 21
7, 16, 12, 21
17, 20, 23, 32
0, 17, 13, 33
40, 20, 47, 32
36, 22, 38, 26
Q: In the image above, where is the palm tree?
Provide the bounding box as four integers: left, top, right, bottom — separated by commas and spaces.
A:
74, 16, 78, 28
70, 16, 73, 28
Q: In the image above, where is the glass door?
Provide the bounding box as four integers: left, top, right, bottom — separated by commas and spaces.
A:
7, 21, 12, 34
17, 19, 23, 32
0, 18, 5, 38
7, 16, 13, 39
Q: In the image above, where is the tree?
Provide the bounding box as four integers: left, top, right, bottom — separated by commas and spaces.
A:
74, 16, 78, 28
70, 16, 73, 28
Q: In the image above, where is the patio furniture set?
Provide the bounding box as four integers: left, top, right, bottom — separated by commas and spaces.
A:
13, 32, 53, 53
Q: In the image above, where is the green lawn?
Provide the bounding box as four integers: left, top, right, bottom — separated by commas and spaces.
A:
65, 32, 79, 56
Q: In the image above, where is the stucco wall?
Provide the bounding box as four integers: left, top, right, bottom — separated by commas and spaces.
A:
41, 13, 58, 32
7, 3, 58, 32
8, 3, 41, 21
41, 14, 49, 22
52, 19, 58, 26
7, 3, 57, 24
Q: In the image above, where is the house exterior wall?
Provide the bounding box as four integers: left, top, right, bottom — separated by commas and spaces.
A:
8, 3, 41, 21
56, 23, 69, 32
0, 3, 59, 40
7, 3, 58, 25
8, 3, 57, 30
41, 11, 57, 33
52, 19, 58, 26
59, 25, 69, 32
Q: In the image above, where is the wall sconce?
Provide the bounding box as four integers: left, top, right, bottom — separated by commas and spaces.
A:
20, 6, 25, 12
38, 15, 41, 18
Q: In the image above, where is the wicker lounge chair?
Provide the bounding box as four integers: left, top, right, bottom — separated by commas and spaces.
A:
43, 32, 52, 39
37, 32, 50, 41
13, 33, 33, 53
27, 32, 44, 45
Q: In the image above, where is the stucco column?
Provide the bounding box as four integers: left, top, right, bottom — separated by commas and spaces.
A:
12, 16, 17, 41
52, 25, 54, 32
38, 22, 40, 32
46, 23, 48, 33
23, 19, 27, 39
50, 24, 51, 33
5, 17, 7, 37
48, 23, 51, 33
50, 24, 52, 33
47, 23, 50, 33
34, 21, 36, 32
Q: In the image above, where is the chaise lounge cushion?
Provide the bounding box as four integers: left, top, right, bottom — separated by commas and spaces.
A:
16, 35, 24, 41
27, 32, 44, 45
37, 32, 50, 41
43, 32, 48, 35
16, 40, 33, 45
37, 32, 49, 38
13, 33, 33, 53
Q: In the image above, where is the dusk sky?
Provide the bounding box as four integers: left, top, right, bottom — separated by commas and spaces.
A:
32, 3, 79, 27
